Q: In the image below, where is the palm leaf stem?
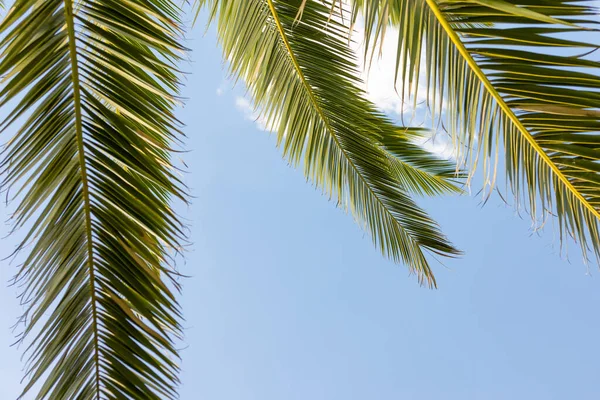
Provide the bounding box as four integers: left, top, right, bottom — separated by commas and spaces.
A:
63, 1, 101, 397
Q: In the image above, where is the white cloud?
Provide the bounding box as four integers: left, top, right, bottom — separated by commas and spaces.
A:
216, 80, 230, 96
234, 96, 257, 120
350, 21, 443, 123
414, 132, 455, 160
350, 22, 454, 159
234, 96, 273, 131
352, 26, 408, 116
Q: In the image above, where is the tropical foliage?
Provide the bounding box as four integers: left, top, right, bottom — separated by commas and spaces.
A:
0, 0, 185, 398
197, 0, 462, 287
353, 0, 600, 265
0, 0, 598, 398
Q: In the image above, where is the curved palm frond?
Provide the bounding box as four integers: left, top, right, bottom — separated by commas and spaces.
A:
195, 0, 462, 286
0, 0, 186, 398
355, 0, 600, 267
381, 127, 465, 196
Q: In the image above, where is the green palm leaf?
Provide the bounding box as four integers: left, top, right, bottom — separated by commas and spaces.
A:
0, 0, 186, 398
354, 0, 600, 267
196, 0, 462, 286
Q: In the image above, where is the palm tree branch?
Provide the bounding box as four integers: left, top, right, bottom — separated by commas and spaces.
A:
353, 0, 600, 266
267, 0, 430, 242
0, 0, 186, 398
424, 0, 600, 222
197, 0, 461, 286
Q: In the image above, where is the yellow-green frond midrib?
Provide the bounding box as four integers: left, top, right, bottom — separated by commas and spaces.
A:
63, 1, 101, 398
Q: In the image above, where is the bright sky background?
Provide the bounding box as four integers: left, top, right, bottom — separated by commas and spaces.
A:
2, 7, 600, 400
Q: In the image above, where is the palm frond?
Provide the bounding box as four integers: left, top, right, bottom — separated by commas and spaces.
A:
196, 0, 462, 286
355, 0, 600, 267
0, 0, 186, 398
381, 127, 465, 196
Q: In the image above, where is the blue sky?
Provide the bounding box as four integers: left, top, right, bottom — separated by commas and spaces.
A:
2, 8, 600, 400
